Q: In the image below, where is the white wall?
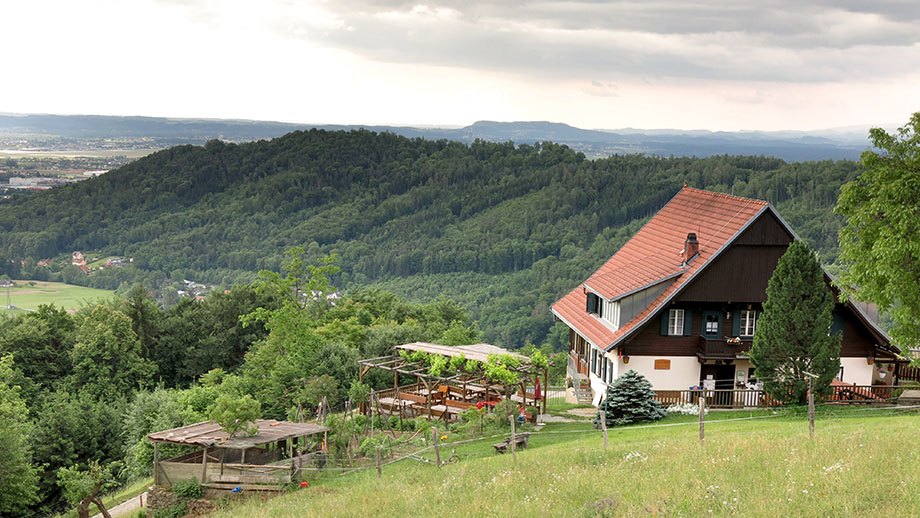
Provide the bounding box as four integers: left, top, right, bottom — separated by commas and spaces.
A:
839, 358, 874, 385
616, 355, 701, 391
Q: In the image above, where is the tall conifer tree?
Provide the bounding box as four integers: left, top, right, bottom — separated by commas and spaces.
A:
749, 240, 840, 404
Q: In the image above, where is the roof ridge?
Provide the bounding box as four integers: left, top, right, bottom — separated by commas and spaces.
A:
681, 186, 768, 205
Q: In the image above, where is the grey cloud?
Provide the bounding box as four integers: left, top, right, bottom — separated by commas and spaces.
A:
171, 0, 920, 83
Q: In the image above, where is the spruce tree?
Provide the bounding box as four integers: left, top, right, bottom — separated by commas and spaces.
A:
594, 369, 665, 427
749, 240, 841, 404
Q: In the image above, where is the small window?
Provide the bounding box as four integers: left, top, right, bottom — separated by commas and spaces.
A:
668, 309, 685, 335
705, 314, 719, 335
740, 310, 756, 336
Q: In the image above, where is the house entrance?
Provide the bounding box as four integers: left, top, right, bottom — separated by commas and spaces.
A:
700, 363, 735, 406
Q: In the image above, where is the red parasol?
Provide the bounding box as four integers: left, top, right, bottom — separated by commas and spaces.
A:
534, 376, 542, 401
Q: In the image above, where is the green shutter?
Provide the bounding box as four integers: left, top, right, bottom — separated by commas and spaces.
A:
660, 310, 670, 335
683, 309, 693, 336
732, 310, 741, 337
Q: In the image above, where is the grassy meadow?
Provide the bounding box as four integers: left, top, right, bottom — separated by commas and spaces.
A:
0, 280, 114, 315
212, 408, 920, 517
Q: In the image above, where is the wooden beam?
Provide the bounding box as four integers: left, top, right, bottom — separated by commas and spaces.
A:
200, 446, 209, 483
153, 441, 159, 486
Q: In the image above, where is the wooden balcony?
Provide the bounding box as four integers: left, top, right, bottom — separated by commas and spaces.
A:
697, 335, 752, 359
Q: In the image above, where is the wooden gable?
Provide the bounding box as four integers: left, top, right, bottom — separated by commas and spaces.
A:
676, 210, 794, 303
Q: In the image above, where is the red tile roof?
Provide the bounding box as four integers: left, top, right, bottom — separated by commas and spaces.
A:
552, 187, 769, 350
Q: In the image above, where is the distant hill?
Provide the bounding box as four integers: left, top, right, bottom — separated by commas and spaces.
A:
0, 129, 859, 347
0, 113, 871, 161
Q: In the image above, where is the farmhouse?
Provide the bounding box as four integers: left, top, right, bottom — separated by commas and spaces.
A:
552, 187, 899, 405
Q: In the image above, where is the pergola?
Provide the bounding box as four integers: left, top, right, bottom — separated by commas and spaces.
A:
357, 342, 548, 418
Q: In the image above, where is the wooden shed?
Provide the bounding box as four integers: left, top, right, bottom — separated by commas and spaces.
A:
147, 420, 329, 492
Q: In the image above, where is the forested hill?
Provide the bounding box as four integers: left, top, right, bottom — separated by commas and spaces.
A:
0, 129, 858, 346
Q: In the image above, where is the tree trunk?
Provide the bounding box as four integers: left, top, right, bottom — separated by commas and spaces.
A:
91, 497, 113, 518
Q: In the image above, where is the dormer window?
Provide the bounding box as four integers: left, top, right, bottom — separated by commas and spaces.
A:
586, 292, 603, 318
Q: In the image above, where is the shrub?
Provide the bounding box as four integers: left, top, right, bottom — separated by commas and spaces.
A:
359, 434, 391, 458
153, 500, 187, 518
172, 478, 204, 499
595, 370, 666, 427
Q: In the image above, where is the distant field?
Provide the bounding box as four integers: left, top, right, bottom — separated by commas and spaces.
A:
0, 280, 114, 315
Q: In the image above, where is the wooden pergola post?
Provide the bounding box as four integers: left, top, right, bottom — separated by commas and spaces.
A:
153, 442, 159, 485
200, 446, 209, 483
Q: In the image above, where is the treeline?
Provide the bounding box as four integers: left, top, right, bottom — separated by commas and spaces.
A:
0, 255, 509, 516
0, 129, 861, 346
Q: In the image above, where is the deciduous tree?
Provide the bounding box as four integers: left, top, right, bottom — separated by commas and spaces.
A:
0, 355, 39, 518
835, 112, 920, 348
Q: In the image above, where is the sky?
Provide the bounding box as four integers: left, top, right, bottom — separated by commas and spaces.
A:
1, 0, 918, 131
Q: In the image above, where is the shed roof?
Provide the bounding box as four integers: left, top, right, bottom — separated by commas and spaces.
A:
147, 420, 329, 449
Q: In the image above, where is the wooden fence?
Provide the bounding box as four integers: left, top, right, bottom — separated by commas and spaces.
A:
654, 384, 909, 409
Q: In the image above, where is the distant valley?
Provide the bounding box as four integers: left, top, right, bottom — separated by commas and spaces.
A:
0, 113, 875, 162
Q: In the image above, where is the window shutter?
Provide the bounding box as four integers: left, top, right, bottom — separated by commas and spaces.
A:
683, 309, 693, 336
732, 310, 741, 336
660, 311, 670, 335
591, 349, 597, 373
831, 312, 845, 337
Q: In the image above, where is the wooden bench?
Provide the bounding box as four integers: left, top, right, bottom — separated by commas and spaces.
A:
493, 433, 531, 454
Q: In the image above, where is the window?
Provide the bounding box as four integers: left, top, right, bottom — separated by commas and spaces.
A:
740, 310, 756, 336
705, 314, 719, 335
668, 309, 685, 335
586, 292, 603, 317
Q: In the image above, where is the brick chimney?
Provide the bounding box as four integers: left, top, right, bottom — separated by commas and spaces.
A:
683, 232, 699, 265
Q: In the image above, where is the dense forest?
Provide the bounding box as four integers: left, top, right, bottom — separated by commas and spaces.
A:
0, 129, 858, 347
0, 269, 507, 516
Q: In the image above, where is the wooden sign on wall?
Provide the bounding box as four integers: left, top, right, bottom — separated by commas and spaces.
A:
654, 359, 671, 370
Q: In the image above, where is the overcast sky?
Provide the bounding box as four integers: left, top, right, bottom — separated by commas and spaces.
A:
1, 0, 917, 131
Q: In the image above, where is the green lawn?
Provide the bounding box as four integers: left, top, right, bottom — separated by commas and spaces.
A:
0, 280, 114, 315
211, 407, 920, 517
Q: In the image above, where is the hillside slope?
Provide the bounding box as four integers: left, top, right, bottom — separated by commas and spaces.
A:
0, 130, 859, 346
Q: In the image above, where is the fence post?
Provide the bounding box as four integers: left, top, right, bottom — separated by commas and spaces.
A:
510, 415, 517, 462
808, 377, 815, 438
370, 389, 375, 436
600, 398, 608, 449
432, 427, 441, 468
376, 446, 382, 478
698, 396, 705, 441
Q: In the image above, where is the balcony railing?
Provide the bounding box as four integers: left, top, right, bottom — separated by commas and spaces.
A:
567, 351, 589, 380
697, 335, 752, 359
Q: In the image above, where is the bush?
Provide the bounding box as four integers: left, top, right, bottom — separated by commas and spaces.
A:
359, 434, 391, 458
172, 478, 204, 499
153, 500, 188, 518
595, 370, 666, 427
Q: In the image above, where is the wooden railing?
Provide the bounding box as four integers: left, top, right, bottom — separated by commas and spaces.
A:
696, 336, 752, 358
654, 384, 910, 408
654, 389, 776, 408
